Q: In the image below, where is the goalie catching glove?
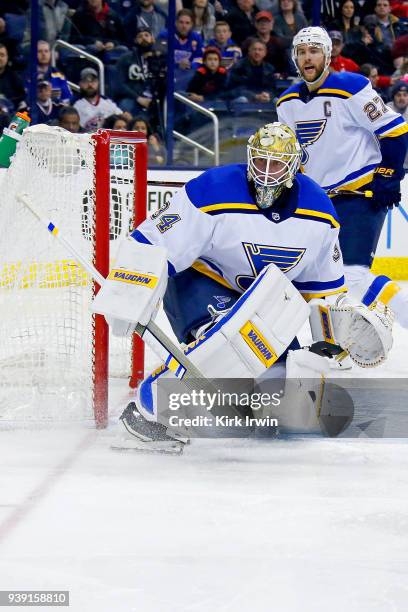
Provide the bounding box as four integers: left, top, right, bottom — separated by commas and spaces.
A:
309, 295, 393, 368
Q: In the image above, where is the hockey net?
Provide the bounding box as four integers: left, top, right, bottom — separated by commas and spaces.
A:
0, 125, 147, 427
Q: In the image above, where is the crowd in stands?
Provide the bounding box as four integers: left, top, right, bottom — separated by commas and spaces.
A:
0, 0, 407, 165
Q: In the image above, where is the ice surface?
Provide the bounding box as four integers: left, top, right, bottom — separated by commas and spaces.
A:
1, 298, 408, 611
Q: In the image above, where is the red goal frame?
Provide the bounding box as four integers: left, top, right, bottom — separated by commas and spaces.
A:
92, 129, 148, 428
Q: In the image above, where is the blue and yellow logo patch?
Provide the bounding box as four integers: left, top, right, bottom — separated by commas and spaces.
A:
108, 269, 158, 288
240, 321, 278, 367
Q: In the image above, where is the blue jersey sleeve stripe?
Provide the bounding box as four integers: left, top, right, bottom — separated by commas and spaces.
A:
323, 163, 378, 191
292, 276, 345, 291
130, 229, 176, 276
375, 116, 406, 136
131, 229, 152, 245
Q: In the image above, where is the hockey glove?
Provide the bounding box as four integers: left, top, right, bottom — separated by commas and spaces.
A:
371, 168, 402, 209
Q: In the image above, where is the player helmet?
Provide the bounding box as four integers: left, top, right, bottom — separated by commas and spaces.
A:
247, 122, 302, 209
292, 27, 332, 85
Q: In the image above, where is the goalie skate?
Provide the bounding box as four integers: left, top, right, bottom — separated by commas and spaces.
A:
111, 403, 187, 455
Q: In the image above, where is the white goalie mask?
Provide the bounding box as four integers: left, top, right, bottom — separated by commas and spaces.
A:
247, 122, 302, 209
292, 27, 332, 86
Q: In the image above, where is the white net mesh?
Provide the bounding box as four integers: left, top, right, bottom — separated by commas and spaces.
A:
0, 125, 142, 423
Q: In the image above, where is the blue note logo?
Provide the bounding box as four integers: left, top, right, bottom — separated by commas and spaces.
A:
214, 295, 232, 310
236, 242, 306, 291
295, 119, 327, 164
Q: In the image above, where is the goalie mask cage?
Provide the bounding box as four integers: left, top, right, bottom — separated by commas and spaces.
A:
0, 125, 148, 428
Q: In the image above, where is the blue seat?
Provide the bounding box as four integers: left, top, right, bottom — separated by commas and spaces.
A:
4, 13, 26, 42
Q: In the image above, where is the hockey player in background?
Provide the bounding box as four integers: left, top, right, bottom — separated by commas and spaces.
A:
93, 123, 392, 453
277, 26, 408, 328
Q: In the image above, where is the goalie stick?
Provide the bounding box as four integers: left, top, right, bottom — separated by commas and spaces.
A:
16, 193, 211, 383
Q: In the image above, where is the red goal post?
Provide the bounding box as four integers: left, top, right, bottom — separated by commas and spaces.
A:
93, 129, 147, 427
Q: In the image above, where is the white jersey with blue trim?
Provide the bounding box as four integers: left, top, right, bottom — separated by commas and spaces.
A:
276, 72, 408, 191
132, 164, 346, 301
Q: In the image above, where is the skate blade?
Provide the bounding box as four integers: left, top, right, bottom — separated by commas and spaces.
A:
111, 436, 185, 455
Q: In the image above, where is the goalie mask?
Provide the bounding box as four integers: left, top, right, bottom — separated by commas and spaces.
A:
247, 122, 302, 209
292, 27, 332, 86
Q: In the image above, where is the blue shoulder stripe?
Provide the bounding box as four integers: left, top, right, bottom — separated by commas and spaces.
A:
186, 164, 256, 209
294, 174, 340, 228
202, 204, 259, 215
293, 210, 339, 228
321, 72, 369, 96
276, 82, 302, 107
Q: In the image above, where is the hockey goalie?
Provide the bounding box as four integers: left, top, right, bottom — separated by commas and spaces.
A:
92, 123, 393, 454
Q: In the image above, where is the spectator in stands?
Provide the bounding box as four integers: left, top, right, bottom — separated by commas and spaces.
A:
226, 0, 259, 47
33, 40, 72, 105
0, 13, 23, 64
329, 30, 360, 72
387, 80, 408, 168
388, 81, 408, 118
38, 0, 71, 45
102, 113, 129, 129
124, 0, 167, 45
228, 38, 276, 103
364, 0, 407, 50
254, 0, 279, 16
58, 105, 81, 132
74, 67, 123, 131
116, 26, 166, 116
103, 113, 131, 165
0, 43, 26, 111
159, 9, 203, 71
391, 34, 408, 70
392, 57, 408, 82
130, 116, 166, 165
360, 62, 396, 97
35, 79, 62, 125
23, 0, 71, 48
192, 0, 216, 44
242, 11, 291, 74
352, 22, 392, 73
186, 46, 227, 102
206, 21, 242, 69
70, 0, 126, 60
327, 0, 362, 45
273, 0, 307, 43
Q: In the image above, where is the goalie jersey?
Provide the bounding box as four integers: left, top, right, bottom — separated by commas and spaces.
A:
132, 164, 346, 301
277, 72, 408, 191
